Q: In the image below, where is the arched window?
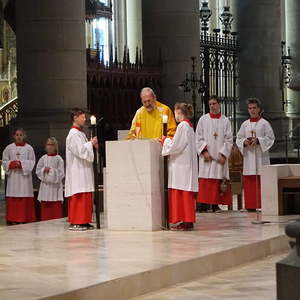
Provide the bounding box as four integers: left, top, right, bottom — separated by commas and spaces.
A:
86, 0, 113, 64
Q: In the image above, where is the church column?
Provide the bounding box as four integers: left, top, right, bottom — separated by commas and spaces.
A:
126, 0, 142, 62
15, 0, 87, 154
142, 0, 200, 107
113, 0, 127, 61
233, 0, 287, 149
286, 1, 300, 130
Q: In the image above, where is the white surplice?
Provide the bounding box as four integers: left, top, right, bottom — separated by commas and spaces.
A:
195, 114, 233, 179
2, 143, 36, 197
162, 121, 198, 192
65, 128, 94, 198
236, 118, 275, 175
36, 154, 65, 202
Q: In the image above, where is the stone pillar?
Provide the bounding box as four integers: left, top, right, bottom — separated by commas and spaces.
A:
113, 0, 127, 61
286, 1, 300, 131
14, 0, 87, 155
85, 22, 93, 48
142, 0, 200, 107
232, 0, 287, 149
126, 0, 142, 61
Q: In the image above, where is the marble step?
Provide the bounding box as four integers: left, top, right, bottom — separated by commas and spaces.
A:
41, 214, 292, 300
131, 252, 288, 300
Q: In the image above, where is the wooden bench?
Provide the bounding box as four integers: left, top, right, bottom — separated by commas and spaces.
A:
228, 144, 243, 210
278, 176, 300, 215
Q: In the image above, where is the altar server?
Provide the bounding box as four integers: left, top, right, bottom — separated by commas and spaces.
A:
236, 98, 275, 210
2, 128, 36, 224
36, 137, 64, 221
196, 96, 233, 211
162, 103, 198, 230
65, 108, 98, 231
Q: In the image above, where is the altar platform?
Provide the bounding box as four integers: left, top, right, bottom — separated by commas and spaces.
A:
0, 212, 295, 300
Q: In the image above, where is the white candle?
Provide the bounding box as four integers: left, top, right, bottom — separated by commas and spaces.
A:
90, 115, 97, 125
162, 114, 168, 124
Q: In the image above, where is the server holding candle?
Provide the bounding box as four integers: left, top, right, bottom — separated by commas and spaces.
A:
236, 98, 275, 210
127, 87, 177, 139
65, 108, 98, 231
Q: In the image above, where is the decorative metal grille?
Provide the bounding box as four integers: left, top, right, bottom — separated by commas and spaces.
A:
0, 98, 18, 127
200, 32, 239, 133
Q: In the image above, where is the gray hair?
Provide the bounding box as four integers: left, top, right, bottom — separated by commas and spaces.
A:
140, 87, 157, 99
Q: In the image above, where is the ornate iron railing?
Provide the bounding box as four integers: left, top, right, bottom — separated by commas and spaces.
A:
200, 32, 239, 134
0, 97, 18, 127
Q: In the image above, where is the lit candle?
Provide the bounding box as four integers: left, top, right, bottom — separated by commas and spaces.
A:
90, 115, 97, 125
162, 115, 168, 124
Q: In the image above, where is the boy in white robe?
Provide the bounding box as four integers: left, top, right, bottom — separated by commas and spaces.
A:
162, 103, 198, 230
236, 98, 275, 210
36, 137, 64, 221
2, 129, 36, 224
65, 108, 98, 231
195, 96, 233, 212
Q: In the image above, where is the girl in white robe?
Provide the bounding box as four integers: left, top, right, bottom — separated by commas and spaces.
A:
162, 103, 198, 231
2, 128, 36, 224
36, 137, 65, 221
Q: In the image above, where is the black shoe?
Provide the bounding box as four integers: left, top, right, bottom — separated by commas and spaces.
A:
183, 222, 194, 231
7, 221, 19, 226
84, 223, 95, 230
69, 224, 87, 231
197, 203, 209, 212
170, 223, 186, 231
212, 205, 222, 213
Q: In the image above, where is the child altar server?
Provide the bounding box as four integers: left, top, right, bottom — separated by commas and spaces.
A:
2, 128, 36, 224
36, 137, 65, 221
162, 103, 198, 231
65, 108, 98, 231
195, 95, 233, 212
236, 98, 275, 210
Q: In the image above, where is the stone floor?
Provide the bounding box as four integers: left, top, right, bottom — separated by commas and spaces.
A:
132, 252, 287, 300
0, 212, 295, 300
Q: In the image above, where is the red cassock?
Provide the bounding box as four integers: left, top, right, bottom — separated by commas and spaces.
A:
243, 175, 261, 209
68, 192, 93, 224
197, 178, 232, 205
6, 197, 36, 223
41, 201, 63, 221
168, 189, 196, 223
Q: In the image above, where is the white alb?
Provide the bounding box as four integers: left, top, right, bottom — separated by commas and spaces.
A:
2, 143, 36, 197
36, 154, 65, 201
162, 121, 198, 192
